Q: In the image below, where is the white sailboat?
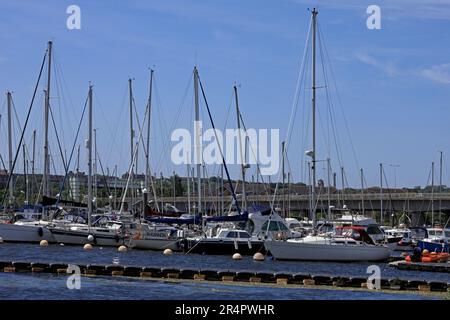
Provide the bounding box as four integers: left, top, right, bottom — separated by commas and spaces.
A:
0, 41, 56, 243
265, 229, 390, 261
49, 85, 128, 246
264, 9, 390, 262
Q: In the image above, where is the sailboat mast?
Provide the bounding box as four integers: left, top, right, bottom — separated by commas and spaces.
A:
194, 67, 202, 214
94, 128, 97, 200
129, 78, 134, 211
439, 151, 443, 224
187, 162, 191, 215
380, 163, 383, 225
23, 144, 28, 204
87, 85, 93, 228
431, 161, 435, 226
311, 8, 318, 228
234, 85, 246, 211
145, 69, 154, 192
327, 158, 331, 220
281, 141, 286, 217
43, 41, 52, 198
31, 129, 36, 201
360, 168, 365, 215
7, 91, 13, 205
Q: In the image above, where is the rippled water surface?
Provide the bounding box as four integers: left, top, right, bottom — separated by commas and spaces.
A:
0, 243, 448, 300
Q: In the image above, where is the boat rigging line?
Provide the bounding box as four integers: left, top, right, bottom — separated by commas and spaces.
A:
1, 48, 47, 213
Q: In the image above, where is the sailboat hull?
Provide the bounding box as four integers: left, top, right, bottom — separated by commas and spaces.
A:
129, 238, 181, 251
185, 238, 266, 255
50, 228, 126, 247
265, 240, 391, 262
0, 223, 55, 243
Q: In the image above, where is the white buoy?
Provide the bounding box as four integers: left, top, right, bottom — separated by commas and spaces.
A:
253, 252, 265, 261
39, 240, 49, 247
84, 243, 93, 251
87, 235, 94, 242
0, 237, 3, 243
118, 245, 127, 252
232, 253, 242, 260
163, 248, 173, 255
60, 243, 65, 246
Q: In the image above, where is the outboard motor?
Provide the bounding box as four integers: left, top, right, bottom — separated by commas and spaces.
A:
411, 246, 422, 262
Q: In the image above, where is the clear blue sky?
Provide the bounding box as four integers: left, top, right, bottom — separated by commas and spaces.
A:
1, 0, 450, 189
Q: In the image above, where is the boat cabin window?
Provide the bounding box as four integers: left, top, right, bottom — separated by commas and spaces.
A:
261, 221, 289, 232
366, 226, 382, 235
224, 231, 250, 238
226, 231, 237, 238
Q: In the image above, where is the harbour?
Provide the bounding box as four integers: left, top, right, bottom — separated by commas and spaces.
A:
1, 1, 450, 307
0, 243, 448, 300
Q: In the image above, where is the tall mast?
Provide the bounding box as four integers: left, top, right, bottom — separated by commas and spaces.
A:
234, 85, 246, 212
194, 67, 202, 214
311, 8, 318, 228
43, 41, 52, 197
93, 128, 97, 200
187, 162, 191, 215
360, 168, 365, 215
7, 91, 13, 205
128, 78, 134, 210
23, 144, 28, 204
76, 144, 80, 173
439, 151, 443, 224
431, 161, 435, 226
281, 141, 286, 217
327, 158, 331, 220
287, 172, 291, 218
380, 163, 383, 225
341, 166, 345, 208
145, 69, 154, 192
221, 164, 224, 214
87, 85, 93, 228
31, 130, 36, 202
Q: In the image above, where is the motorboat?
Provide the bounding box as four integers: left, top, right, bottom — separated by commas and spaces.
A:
184, 227, 265, 255
264, 226, 391, 262
417, 227, 450, 253
128, 223, 185, 251
382, 227, 414, 251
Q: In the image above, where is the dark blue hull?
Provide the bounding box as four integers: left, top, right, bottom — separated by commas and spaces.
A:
417, 240, 449, 253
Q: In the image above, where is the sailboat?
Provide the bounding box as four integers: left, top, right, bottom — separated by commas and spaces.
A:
49, 85, 128, 246
184, 80, 290, 255
125, 69, 188, 251
264, 9, 390, 262
0, 41, 58, 243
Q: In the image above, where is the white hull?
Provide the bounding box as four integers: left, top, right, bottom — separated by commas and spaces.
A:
50, 228, 126, 247
0, 223, 55, 243
265, 240, 391, 261
129, 238, 180, 251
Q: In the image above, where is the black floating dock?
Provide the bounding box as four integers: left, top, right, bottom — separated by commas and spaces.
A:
0, 260, 449, 293
390, 261, 450, 273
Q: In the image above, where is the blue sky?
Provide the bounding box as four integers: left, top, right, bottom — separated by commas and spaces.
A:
1, 0, 450, 188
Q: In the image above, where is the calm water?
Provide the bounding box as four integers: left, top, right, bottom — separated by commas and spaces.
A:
0, 243, 449, 300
